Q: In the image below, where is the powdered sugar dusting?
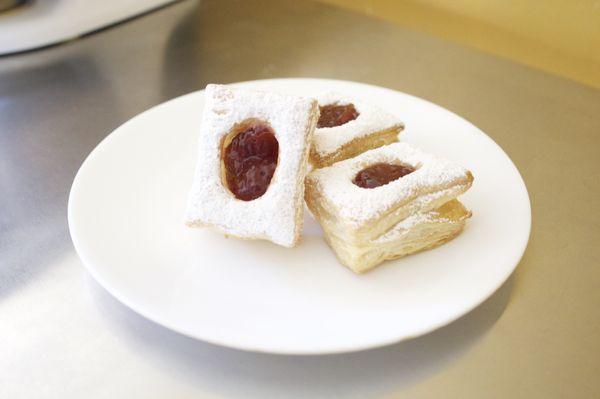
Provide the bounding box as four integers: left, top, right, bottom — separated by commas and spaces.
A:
314, 92, 403, 156
374, 213, 438, 242
307, 142, 473, 226
374, 202, 468, 243
185, 84, 317, 247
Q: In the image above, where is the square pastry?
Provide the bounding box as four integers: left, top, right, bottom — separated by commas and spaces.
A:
305, 142, 474, 247
310, 92, 404, 168
185, 84, 319, 247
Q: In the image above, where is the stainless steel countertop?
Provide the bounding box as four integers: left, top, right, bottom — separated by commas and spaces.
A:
1, 0, 599, 397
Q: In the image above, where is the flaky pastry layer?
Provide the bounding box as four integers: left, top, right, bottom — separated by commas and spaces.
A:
319, 199, 471, 273
310, 126, 399, 168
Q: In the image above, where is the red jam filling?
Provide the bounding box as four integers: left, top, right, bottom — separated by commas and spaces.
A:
317, 103, 359, 128
223, 121, 278, 201
353, 163, 415, 189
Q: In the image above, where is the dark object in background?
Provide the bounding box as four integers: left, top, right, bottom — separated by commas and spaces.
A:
0, 0, 27, 13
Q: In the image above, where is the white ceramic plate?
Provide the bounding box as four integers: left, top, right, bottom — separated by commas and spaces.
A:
68, 78, 530, 355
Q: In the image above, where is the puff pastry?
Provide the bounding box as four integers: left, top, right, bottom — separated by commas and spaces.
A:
185, 84, 319, 247
310, 92, 404, 168
305, 142, 473, 272
321, 200, 471, 273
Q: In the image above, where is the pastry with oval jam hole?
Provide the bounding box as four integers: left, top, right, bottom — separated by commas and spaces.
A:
223, 120, 278, 201
305, 142, 474, 273
186, 84, 319, 248
310, 92, 404, 168
353, 163, 415, 189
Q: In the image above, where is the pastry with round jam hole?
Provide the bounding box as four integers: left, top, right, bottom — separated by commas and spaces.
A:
311, 92, 404, 168
305, 142, 474, 273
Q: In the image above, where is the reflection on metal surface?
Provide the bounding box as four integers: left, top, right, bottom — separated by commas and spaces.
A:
0, 1, 195, 297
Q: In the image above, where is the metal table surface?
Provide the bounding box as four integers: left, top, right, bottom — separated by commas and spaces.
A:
1, 0, 599, 397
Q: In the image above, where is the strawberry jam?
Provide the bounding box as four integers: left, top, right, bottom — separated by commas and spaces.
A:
353, 163, 414, 189
317, 104, 359, 128
223, 120, 278, 201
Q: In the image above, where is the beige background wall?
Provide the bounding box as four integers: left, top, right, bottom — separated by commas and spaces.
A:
316, 0, 600, 88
